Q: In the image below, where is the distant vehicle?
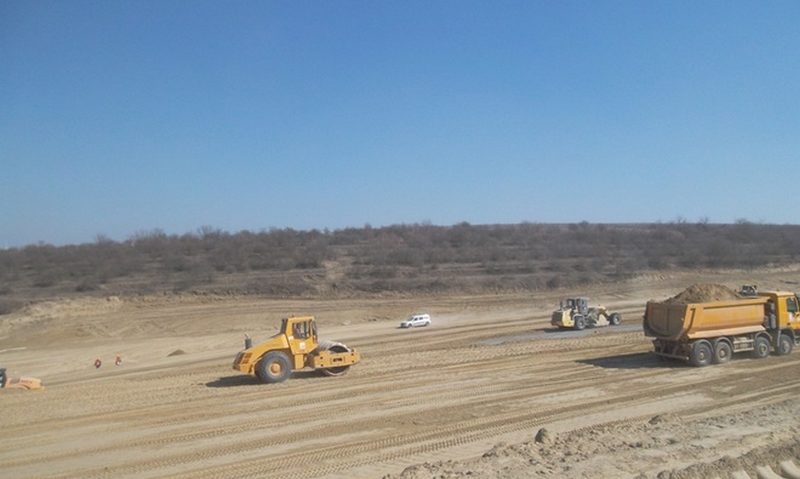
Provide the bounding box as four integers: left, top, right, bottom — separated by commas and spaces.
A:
740, 285, 758, 296
400, 314, 431, 328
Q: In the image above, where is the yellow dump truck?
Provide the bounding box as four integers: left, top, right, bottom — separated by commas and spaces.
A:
644, 291, 800, 366
232, 316, 360, 383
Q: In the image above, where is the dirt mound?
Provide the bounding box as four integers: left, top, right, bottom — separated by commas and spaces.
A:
534, 428, 553, 444
383, 398, 800, 479
167, 349, 186, 357
657, 437, 800, 478
664, 284, 742, 304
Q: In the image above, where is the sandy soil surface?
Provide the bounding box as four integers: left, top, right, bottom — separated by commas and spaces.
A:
1, 268, 799, 478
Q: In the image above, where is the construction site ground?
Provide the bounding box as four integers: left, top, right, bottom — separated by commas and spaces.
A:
1, 268, 799, 479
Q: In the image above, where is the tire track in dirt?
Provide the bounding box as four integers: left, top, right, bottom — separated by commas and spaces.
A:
4, 297, 798, 479
28, 347, 800, 478
2, 350, 651, 468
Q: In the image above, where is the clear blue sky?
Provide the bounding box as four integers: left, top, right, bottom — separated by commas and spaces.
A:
2, 1, 798, 247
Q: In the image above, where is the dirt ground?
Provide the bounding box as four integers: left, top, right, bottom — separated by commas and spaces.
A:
1, 267, 799, 479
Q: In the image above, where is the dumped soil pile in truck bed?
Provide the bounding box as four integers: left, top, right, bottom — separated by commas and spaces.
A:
664, 284, 742, 304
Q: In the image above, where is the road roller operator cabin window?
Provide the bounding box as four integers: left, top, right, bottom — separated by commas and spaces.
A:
293, 322, 309, 339
292, 323, 302, 338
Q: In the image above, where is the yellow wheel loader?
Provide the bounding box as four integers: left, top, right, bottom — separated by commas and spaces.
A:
550, 298, 621, 330
0, 368, 43, 390
232, 316, 360, 383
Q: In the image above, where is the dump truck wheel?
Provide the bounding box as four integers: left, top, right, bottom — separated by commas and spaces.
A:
319, 344, 351, 377
609, 313, 621, 326
256, 352, 292, 383
777, 334, 794, 356
752, 336, 770, 359
689, 340, 712, 367
712, 340, 732, 364
573, 316, 586, 330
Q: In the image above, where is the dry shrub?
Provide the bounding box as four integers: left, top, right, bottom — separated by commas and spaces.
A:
0, 222, 797, 297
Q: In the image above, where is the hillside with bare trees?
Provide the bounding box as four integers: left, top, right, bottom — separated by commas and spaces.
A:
1, 221, 798, 314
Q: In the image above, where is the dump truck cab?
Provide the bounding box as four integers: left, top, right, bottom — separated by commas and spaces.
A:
758, 291, 800, 332
233, 315, 360, 383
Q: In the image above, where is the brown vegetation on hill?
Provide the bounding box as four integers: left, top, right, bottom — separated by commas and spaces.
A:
0, 221, 798, 313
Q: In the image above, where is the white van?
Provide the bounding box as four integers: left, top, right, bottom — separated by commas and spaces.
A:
400, 314, 431, 328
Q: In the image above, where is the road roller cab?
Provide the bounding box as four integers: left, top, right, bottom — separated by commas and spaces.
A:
232, 316, 360, 383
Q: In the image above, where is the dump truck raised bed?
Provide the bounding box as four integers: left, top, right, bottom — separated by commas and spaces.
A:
232, 315, 360, 383
644, 290, 800, 366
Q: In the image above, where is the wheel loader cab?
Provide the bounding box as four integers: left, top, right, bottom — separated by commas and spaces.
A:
572, 298, 589, 315
561, 298, 588, 313
553, 299, 581, 328
551, 297, 619, 330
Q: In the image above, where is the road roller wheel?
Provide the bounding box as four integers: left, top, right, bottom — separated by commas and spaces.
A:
256, 351, 292, 383
319, 344, 352, 377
